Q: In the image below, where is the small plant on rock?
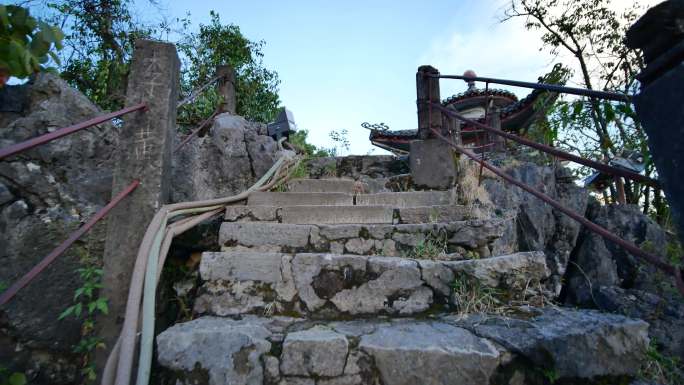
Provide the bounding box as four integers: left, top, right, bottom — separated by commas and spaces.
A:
640, 340, 683, 385
405, 234, 447, 260
58, 248, 108, 383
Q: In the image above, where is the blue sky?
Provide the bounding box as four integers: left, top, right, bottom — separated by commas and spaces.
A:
141, 0, 559, 155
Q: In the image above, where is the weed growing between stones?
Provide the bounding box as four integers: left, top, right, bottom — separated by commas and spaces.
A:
451, 275, 502, 315
404, 235, 447, 260
57, 246, 108, 384
640, 340, 683, 385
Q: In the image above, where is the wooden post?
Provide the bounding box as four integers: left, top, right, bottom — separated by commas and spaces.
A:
216, 65, 237, 114
416, 65, 441, 139
96, 39, 180, 372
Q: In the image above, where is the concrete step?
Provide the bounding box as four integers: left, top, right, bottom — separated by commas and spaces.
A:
158, 308, 648, 385
218, 218, 515, 257
281, 205, 393, 224
225, 205, 394, 224
356, 191, 455, 207
194, 251, 549, 317
396, 205, 475, 223
287, 178, 357, 193
248, 191, 353, 206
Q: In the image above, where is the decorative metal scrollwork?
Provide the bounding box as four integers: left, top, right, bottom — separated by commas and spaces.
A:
361, 122, 390, 131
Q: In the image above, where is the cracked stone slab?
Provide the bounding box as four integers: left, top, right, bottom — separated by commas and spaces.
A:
358, 321, 502, 385
196, 252, 550, 317
451, 307, 650, 379
157, 316, 274, 385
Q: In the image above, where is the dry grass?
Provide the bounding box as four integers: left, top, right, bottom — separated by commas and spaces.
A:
457, 158, 493, 209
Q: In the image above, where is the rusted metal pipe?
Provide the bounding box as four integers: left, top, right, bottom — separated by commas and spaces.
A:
430, 127, 684, 296
430, 73, 630, 102
430, 102, 661, 188
0, 103, 147, 160
174, 109, 220, 152
0, 180, 140, 306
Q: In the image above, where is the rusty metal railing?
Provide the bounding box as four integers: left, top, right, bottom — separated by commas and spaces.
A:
428, 73, 631, 102
430, 102, 661, 188
423, 99, 684, 296
0, 180, 140, 306
0, 103, 147, 160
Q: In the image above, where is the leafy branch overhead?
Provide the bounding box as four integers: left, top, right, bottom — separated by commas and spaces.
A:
0, 5, 63, 86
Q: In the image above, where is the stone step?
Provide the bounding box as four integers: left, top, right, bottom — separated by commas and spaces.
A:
218, 218, 515, 257
194, 251, 549, 317
396, 205, 475, 223
225, 205, 395, 224
287, 178, 357, 193
356, 190, 455, 207
225, 204, 478, 225
247, 191, 353, 206
281, 205, 393, 224
157, 308, 648, 385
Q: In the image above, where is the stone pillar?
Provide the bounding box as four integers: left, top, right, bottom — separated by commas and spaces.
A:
627, 0, 684, 244
485, 107, 504, 152
411, 65, 457, 189
97, 39, 180, 369
217, 65, 237, 114
416, 65, 442, 139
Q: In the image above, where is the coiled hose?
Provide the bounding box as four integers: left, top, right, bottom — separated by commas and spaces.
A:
101, 149, 301, 385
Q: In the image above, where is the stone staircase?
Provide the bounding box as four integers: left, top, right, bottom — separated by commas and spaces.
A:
156, 169, 650, 385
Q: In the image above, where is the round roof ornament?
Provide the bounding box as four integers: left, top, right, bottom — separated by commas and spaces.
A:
463, 70, 477, 90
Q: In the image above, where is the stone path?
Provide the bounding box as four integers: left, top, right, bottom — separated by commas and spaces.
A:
156, 167, 650, 385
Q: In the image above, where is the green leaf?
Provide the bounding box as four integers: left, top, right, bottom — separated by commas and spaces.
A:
88, 301, 97, 314
58, 306, 74, 320
73, 302, 82, 317
0, 6, 9, 29
8, 372, 27, 385
96, 298, 109, 314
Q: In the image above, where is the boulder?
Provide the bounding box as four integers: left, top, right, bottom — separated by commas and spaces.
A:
454, 307, 649, 380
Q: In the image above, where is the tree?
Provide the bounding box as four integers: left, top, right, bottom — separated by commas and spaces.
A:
503, 0, 665, 219
177, 11, 281, 125
0, 4, 63, 87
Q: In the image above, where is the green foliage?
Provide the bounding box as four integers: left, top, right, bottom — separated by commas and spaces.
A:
288, 129, 332, 158
0, 367, 27, 385
505, 0, 657, 207
178, 11, 280, 124
640, 339, 684, 385
58, 248, 107, 384
45, 0, 156, 110
0, 5, 63, 82
405, 235, 447, 260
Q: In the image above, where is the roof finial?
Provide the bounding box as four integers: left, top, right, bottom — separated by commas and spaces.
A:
463, 70, 477, 91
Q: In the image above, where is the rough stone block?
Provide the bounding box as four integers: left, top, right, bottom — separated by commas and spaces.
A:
445, 251, 550, 289
359, 322, 500, 385
199, 251, 283, 283
219, 222, 312, 248
281, 205, 393, 224
248, 191, 353, 206
409, 138, 457, 190
280, 327, 349, 377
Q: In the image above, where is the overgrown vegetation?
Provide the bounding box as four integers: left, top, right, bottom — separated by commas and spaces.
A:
640, 340, 684, 385
0, 4, 63, 87
503, 0, 669, 222
451, 275, 503, 315
404, 235, 448, 260
57, 247, 108, 383
0, 367, 26, 385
